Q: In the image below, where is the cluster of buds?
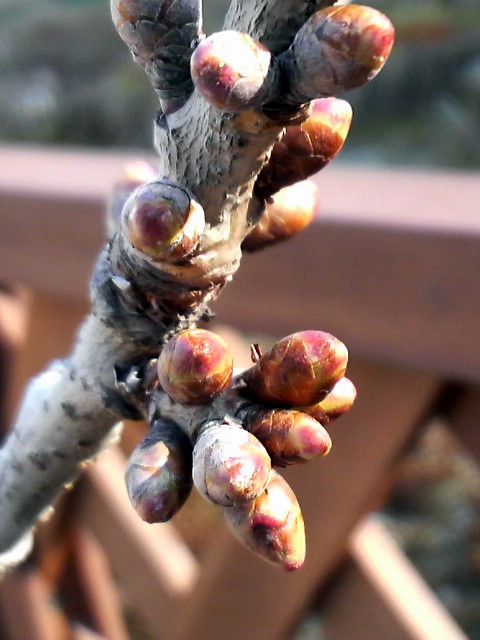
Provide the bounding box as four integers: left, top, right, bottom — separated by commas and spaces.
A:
124, 327, 356, 570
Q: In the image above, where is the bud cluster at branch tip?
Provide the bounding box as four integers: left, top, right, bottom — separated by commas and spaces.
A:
125, 418, 193, 523
242, 330, 348, 406
282, 4, 395, 102
122, 180, 205, 263
157, 328, 233, 405
223, 469, 305, 571
192, 421, 271, 506
191, 31, 278, 111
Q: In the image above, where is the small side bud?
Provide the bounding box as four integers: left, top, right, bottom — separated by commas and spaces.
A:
282, 5, 395, 102
243, 180, 318, 252
125, 419, 192, 523
223, 469, 305, 571
157, 329, 233, 405
107, 160, 157, 237
122, 180, 205, 263
255, 98, 352, 200
191, 31, 278, 111
246, 409, 331, 465
300, 377, 357, 424
242, 330, 348, 406
192, 422, 271, 506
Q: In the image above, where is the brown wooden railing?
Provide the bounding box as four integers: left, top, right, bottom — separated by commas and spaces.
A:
0, 145, 478, 640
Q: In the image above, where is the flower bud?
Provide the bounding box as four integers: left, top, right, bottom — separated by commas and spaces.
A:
254, 98, 352, 200
300, 377, 357, 424
243, 180, 318, 252
242, 330, 348, 406
246, 409, 331, 465
125, 419, 192, 523
283, 5, 395, 101
107, 160, 157, 237
192, 422, 271, 506
157, 329, 233, 405
191, 31, 278, 111
223, 470, 305, 570
123, 180, 205, 263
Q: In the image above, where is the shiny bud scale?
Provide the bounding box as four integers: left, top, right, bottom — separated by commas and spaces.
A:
284, 4, 395, 101
300, 377, 357, 424
223, 469, 305, 571
255, 98, 352, 200
242, 330, 348, 406
123, 180, 205, 263
192, 422, 271, 506
157, 329, 233, 405
191, 31, 277, 111
246, 409, 331, 465
125, 419, 193, 523
243, 180, 318, 252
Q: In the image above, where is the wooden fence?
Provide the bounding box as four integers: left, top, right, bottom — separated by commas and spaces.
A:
0, 145, 479, 640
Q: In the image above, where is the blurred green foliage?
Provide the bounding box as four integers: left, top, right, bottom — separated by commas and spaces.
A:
0, 0, 479, 166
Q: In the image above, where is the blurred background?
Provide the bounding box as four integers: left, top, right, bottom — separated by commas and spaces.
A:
0, 1, 479, 639
0, 0, 479, 169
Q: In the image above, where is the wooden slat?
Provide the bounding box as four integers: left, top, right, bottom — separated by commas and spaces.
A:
0, 567, 71, 640
448, 387, 480, 462
164, 361, 440, 640
321, 517, 468, 640
0, 288, 29, 434
71, 525, 130, 640
76, 446, 199, 638
0, 147, 479, 381
7, 291, 88, 422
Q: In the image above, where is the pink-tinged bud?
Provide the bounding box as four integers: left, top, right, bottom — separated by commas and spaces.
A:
300, 377, 357, 424
246, 409, 331, 465
191, 31, 277, 111
157, 329, 233, 405
223, 470, 305, 570
242, 330, 348, 406
243, 180, 318, 252
123, 180, 205, 263
107, 160, 157, 236
255, 98, 352, 201
192, 422, 271, 506
125, 419, 192, 523
283, 5, 395, 101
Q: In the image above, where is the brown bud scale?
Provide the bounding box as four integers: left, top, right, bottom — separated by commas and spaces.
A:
299, 377, 357, 424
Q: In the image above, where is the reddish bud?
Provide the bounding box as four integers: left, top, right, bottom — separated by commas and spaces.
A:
123, 180, 205, 263
246, 409, 331, 465
107, 160, 157, 236
300, 377, 357, 424
158, 329, 233, 405
125, 419, 192, 523
284, 5, 395, 101
255, 98, 352, 200
223, 469, 305, 570
243, 180, 318, 252
192, 422, 271, 506
242, 330, 348, 406
191, 31, 277, 111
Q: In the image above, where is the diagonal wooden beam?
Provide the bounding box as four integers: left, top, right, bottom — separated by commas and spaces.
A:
321, 517, 468, 640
